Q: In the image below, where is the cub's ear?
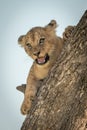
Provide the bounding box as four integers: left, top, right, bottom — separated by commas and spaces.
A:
18, 35, 25, 47
45, 20, 58, 31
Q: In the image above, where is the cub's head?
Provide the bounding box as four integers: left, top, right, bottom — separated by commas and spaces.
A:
18, 20, 58, 65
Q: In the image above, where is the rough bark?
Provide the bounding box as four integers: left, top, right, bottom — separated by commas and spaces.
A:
20, 10, 87, 130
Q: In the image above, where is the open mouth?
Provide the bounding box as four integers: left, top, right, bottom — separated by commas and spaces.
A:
36, 54, 49, 65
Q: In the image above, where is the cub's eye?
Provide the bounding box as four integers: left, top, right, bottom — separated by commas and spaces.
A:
39, 38, 45, 45
26, 43, 32, 49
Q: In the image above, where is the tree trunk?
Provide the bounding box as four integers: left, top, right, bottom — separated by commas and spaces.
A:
21, 10, 87, 130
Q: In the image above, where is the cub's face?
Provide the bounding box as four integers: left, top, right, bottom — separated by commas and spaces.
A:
18, 20, 58, 65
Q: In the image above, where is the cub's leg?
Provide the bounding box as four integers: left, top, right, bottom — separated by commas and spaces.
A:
21, 69, 39, 115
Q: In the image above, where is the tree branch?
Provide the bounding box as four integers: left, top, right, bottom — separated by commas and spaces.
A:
20, 10, 87, 130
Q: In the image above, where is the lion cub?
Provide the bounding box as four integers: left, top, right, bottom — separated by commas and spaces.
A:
18, 20, 63, 115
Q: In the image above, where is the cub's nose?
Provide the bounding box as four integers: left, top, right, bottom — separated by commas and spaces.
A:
33, 51, 40, 56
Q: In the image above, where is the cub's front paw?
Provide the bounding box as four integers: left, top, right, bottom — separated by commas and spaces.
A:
63, 26, 75, 42
21, 99, 31, 115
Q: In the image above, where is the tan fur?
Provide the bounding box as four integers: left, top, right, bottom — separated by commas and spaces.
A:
18, 20, 64, 115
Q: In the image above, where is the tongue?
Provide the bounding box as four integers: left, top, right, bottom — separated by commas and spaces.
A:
37, 57, 45, 64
